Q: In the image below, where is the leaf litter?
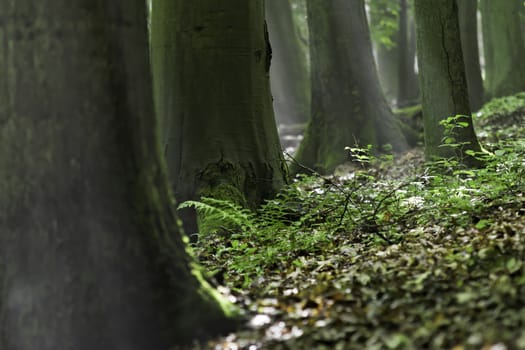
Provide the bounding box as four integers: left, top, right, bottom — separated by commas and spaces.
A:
181, 94, 525, 350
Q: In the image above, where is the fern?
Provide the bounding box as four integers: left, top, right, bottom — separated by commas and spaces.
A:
178, 197, 256, 234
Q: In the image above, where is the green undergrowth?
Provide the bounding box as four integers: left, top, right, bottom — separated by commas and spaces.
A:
184, 93, 525, 349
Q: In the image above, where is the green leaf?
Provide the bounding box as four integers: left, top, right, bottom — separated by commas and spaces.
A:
506, 258, 522, 274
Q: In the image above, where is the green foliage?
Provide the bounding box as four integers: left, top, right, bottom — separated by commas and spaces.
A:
179, 197, 255, 235
367, 0, 400, 48
475, 92, 525, 142
194, 93, 525, 349
436, 114, 478, 163
189, 131, 524, 288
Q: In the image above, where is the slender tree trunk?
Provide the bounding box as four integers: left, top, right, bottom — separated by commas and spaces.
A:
266, 0, 310, 125
295, 0, 407, 173
369, 2, 400, 104
414, 0, 482, 164
480, 0, 525, 100
458, 0, 484, 111
397, 0, 420, 107
0, 2, 236, 349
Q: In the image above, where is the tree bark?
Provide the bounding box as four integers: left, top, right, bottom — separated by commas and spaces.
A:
150, 0, 176, 155
480, 0, 525, 100
397, 0, 420, 107
295, 0, 408, 173
0, 2, 237, 349
414, 0, 482, 164
266, 0, 310, 125
152, 0, 287, 224
458, 0, 484, 111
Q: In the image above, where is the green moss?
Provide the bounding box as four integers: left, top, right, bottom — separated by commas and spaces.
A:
199, 182, 247, 207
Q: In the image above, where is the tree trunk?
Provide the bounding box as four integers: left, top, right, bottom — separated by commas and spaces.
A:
480, 0, 525, 100
397, 0, 420, 107
154, 1, 287, 218
295, 0, 408, 173
150, 0, 176, 155
521, 3, 525, 38
369, 1, 400, 105
414, 0, 482, 164
458, 0, 484, 111
0, 2, 237, 349
266, 0, 310, 125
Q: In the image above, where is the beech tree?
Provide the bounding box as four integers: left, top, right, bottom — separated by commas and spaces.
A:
151, 0, 287, 233
414, 0, 482, 164
266, 0, 310, 125
295, 0, 408, 173
369, 0, 419, 107
396, 0, 420, 107
0, 2, 237, 349
458, 0, 484, 111
480, 0, 525, 100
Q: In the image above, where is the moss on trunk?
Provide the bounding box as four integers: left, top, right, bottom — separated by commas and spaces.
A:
0, 2, 238, 348
151, 1, 288, 233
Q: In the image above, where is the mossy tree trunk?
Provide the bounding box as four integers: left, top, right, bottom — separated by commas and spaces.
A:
295, 0, 408, 173
458, 0, 484, 111
0, 2, 237, 349
521, 3, 525, 37
266, 0, 310, 125
150, 0, 175, 155
414, 0, 482, 164
480, 0, 525, 100
151, 0, 288, 234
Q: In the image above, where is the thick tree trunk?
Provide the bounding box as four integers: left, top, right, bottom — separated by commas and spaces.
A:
0, 2, 236, 349
150, 0, 176, 155
295, 0, 407, 173
154, 0, 287, 225
414, 0, 482, 164
521, 3, 525, 38
480, 0, 525, 100
266, 0, 310, 125
458, 0, 484, 111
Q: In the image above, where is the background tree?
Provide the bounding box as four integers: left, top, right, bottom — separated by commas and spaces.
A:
414, 0, 482, 163
295, 0, 408, 173
458, 0, 484, 111
369, 0, 400, 104
368, 0, 419, 107
396, 0, 420, 107
480, 0, 525, 100
0, 1, 237, 349
266, 0, 310, 125
151, 0, 288, 233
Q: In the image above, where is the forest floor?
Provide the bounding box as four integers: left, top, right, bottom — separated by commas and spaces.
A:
185, 93, 525, 350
